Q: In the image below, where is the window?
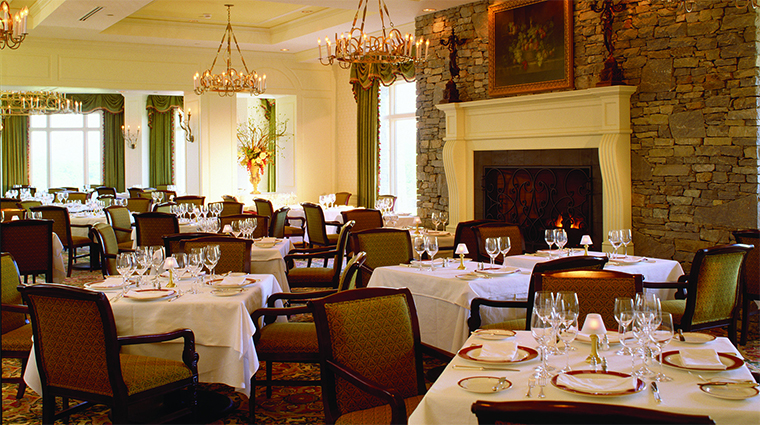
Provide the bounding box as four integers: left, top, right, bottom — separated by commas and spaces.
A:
29, 113, 103, 190
379, 81, 417, 214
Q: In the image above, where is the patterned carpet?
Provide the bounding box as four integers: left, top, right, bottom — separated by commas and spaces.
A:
2, 264, 758, 424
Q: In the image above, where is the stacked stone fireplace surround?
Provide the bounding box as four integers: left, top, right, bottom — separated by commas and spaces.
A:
415, 0, 758, 268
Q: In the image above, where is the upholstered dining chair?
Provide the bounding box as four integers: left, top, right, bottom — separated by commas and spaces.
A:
174, 195, 205, 208
127, 187, 145, 198
350, 228, 414, 287
1, 252, 32, 399
162, 232, 216, 257
90, 223, 120, 276
1, 208, 25, 221
104, 205, 135, 252
471, 400, 715, 424
253, 198, 273, 218
64, 191, 88, 203
1, 198, 21, 209
453, 219, 499, 259
133, 212, 179, 247
0, 219, 54, 283
18, 200, 42, 212
340, 209, 383, 256
30, 205, 93, 276
334, 191, 351, 206
285, 221, 354, 289
269, 207, 290, 238
248, 251, 367, 422
472, 222, 526, 262
19, 283, 199, 424
126, 197, 151, 214
468, 255, 609, 332
536, 269, 643, 330
309, 287, 453, 425
208, 200, 244, 216
733, 229, 759, 345
302, 202, 341, 252
180, 235, 253, 274
649, 243, 753, 344
95, 186, 117, 197
152, 201, 177, 213
256, 198, 305, 241
219, 214, 269, 238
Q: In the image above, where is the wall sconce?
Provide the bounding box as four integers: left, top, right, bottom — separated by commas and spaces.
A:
122, 124, 140, 149
179, 109, 194, 143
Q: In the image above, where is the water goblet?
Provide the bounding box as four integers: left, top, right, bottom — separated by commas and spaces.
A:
544, 229, 555, 258
558, 314, 578, 372
440, 212, 448, 231
554, 229, 568, 256
632, 313, 656, 378
621, 229, 632, 258
425, 236, 438, 271
608, 230, 621, 259
499, 236, 511, 265
230, 220, 242, 238
618, 319, 638, 375
204, 245, 220, 278
413, 236, 426, 271
134, 247, 151, 287
485, 237, 499, 269
431, 212, 440, 231
650, 312, 674, 382
531, 310, 552, 377
150, 246, 165, 288
187, 248, 204, 293
116, 252, 134, 296
172, 253, 187, 280
614, 297, 634, 355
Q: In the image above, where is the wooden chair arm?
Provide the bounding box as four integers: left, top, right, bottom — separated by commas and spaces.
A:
118, 328, 198, 372
266, 290, 337, 307
70, 223, 91, 229
643, 280, 688, 299
468, 297, 530, 333
325, 358, 407, 425
287, 217, 305, 227
1, 303, 29, 315
325, 220, 342, 228
422, 342, 455, 363
112, 225, 132, 234
251, 305, 313, 329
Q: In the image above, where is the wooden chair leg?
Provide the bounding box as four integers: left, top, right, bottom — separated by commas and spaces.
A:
42, 393, 56, 424
266, 361, 273, 398
15, 357, 28, 399
741, 297, 751, 346
67, 247, 74, 277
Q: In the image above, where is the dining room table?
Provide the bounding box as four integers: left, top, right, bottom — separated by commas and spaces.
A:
367, 254, 685, 353
24, 273, 283, 397
409, 331, 760, 425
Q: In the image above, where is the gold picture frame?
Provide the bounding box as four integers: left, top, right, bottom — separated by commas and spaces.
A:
488, 0, 574, 97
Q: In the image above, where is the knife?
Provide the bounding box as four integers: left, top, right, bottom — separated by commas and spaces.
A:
678, 329, 686, 342
651, 382, 662, 403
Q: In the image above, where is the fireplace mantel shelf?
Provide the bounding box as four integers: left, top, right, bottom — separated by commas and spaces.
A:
436, 86, 637, 253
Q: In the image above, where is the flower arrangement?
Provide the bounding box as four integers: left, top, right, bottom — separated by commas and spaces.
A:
237, 117, 288, 193
506, 18, 555, 70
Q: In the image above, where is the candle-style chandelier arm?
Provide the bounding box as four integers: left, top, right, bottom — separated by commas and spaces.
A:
1, 1, 28, 50
0, 91, 81, 116
178, 109, 194, 143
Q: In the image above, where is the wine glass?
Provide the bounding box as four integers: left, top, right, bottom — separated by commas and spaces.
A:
425, 236, 438, 270
116, 252, 134, 296
531, 309, 552, 377
134, 247, 151, 287
620, 229, 632, 258
230, 220, 242, 238
632, 312, 655, 378
439, 212, 448, 231
172, 253, 187, 279
544, 229, 555, 258
650, 312, 674, 382
618, 318, 638, 375
614, 297, 634, 355
150, 246, 165, 288
499, 236, 511, 265
431, 212, 440, 231
608, 230, 621, 259
554, 229, 568, 256
187, 248, 204, 293
204, 245, 220, 278
558, 314, 578, 372
413, 236, 426, 270
533, 291, 555, 322
485, 237, 499, 269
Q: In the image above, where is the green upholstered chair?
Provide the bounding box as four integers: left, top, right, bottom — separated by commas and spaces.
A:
472, 222, 526, 262
334, 192, 351, 206
248, 251, 367, 421
471, 400, 715, 424
536, 269, 643, 330
134, 212, 179, 247
269, 207, 290, 238
162, 232, 216, 257
65, 191, 88, 203
309, 287, 452, 425
256, 198, 305, 241
302, 202, 341, 251
733, 229, 759, 345
1, 252, 32, 399
350, 228, 414, 288
221, 195, 238, 202
126, 197, 151, 214
18, 200, 42, 212
29, 205, 92, 277
19, 283, 199, 424
104, 205, 135, 252
174, 195, 205, 208
341, 209, 383, 256
469, 255, 609, 332
649, 244, 753, 345
1, 208, 25, 221
208, 201, 244, 216
453, 219, 499, 260
285, 221, 354, 289
127, 187, 145, 198
152, 201, 177, 213
219, 214, 269, 238
253, 198, 273, 218
180, 235, 253, 274
0, 219, 54, 283
90, 222, 120, 277
95, 186, 117, 197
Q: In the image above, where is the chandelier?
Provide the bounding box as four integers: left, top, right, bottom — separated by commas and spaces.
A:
1, 1, 29, 50
193, 4, 265, 97
0, 91, 81, 116
318, 0, 428, 69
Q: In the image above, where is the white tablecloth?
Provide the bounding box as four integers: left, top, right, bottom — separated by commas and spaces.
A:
410, 332, 760, 425
24, 274, 282, 397
69, 213, 107, 238
51, 234, 65, 283
368, 256, 686, 353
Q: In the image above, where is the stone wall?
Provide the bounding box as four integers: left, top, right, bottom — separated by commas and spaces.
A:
415, 0, 759, 266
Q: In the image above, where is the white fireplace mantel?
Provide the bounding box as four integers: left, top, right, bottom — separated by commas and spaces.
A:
436, 85, 637, 252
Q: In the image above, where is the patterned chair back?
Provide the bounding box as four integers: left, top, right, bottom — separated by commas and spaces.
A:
29, 206, 71, 248
254, 198, 274, 218
1, 252, 25, 334
19, 284, 124, 398
104, 206, 133, 245
732, 230, 759, 298
1, 209, 25, 221
153, 202, 177, 213
18, 200, 42, 212
181, 236, 253, 274
95, 187, 117, 197
269, 207, 290, 238
0, 198, 20, 209
454, 219, 499, 259
0, 220, 54, 282
91, 223, 120, 276
536, 269, 643, 330
65, 192, 88, 203
472, 223, 526, 262
134, 212, 179, 247
209, 201, 244, 217
127, 187, 144, 198
174, 196, 205, 208
336, 251, 367, 291
351, 228, 413, 286
310, 287, 425, 422
302, 202, 330, 245
126, 197, 151, 213
334, 192, 351, 206
162, 232, 216, 256
340, 209, 383, 233
219, 214, 269, 238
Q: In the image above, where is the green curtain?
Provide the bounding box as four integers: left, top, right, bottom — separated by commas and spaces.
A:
0, 116, 29, 194
146, 95, 183, 188
262, 99, 277, 192
70, 94, 125, 192
350, 61, 416, 208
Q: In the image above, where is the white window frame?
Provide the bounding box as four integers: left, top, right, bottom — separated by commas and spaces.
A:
379, 81, 417, 213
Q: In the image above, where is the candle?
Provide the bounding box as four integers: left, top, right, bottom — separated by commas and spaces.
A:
318, 38, 322, 59
326, 37, 332, 57
425, 39, 430, 60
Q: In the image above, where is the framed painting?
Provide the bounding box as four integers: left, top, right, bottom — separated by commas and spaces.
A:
488, 0, 574, 97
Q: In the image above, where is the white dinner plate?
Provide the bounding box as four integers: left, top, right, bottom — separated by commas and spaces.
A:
576, 331, 620, 345
476, 267, 520, 277
123, 289, 176, 301
609, 256, 646, 265
679, 332, 717, 344
472, 329, 516, 340
552, 371, 645, 397
456, 273, 481, 281
699, 383, 759, 400
85, 278, 126, 291
208, 274, 258, 289
661, 351, 744, 371
211, 288, 245, 296
458, 376, 512, 394
457, 345, 538, 364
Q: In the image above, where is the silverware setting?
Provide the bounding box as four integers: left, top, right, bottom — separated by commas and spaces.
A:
537, 375, 547, 398
109, 293, 123, 303
525, 376, 536, 398
452, 365, 520, 372
651, 381, 662, 403
492, 377, 508, 392
678, 329, 686, 341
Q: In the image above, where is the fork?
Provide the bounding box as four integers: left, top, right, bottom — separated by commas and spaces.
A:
525, 377, 536, 397
538, 375, 547, 398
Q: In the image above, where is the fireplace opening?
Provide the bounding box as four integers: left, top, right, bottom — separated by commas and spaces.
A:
474, 149, 603, 253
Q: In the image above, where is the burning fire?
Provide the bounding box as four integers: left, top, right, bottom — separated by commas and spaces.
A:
553, 212, 583, 229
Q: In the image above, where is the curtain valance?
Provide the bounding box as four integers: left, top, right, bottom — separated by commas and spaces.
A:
69, 93, 124, 114
349, 61, 416, 97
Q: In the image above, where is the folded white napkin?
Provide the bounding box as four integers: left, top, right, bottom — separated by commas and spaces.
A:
476, 341, 518, 361
556, 374, 636, 393
88, 278, 124, 288
260, 237, 277, 244
217, 275, 248, 287
679, 348, 726, 370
